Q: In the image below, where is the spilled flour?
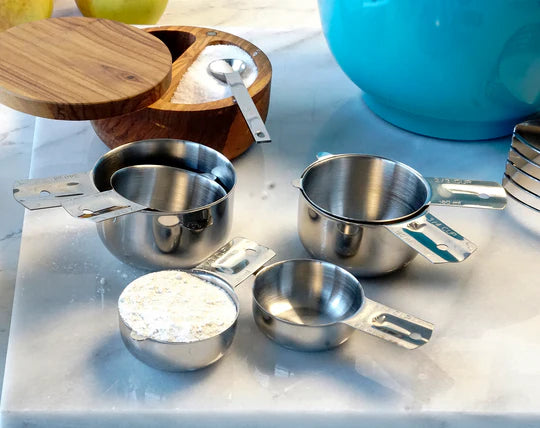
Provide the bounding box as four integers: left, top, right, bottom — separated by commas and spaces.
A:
170, 44, 257, 104
119, 270, 237, 343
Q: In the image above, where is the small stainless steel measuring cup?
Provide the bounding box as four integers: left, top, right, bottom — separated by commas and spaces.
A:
252, 259, 433, 351
61, 164, 226, 222
294, 153, 507, 276
119, 237, 275, 371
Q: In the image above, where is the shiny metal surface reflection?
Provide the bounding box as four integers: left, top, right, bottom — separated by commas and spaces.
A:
295, 153, 506, 276
252, 259, 433, 351
12, 139, 236, 270
94, 140, 235, 270
112, 165, 226, 212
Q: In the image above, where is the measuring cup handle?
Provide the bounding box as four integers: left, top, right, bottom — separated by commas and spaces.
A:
61, 190, 147, 222
224, 72, 271, 143
385, 211, 477, 264
426, 177, 507, 209
344, 298, 433, 350
12, 172, 96, 210
194, 237, 276, 287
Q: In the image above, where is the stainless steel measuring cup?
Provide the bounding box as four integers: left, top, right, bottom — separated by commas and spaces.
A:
61, 164, 226, 222
294, 153, 507, 276
12, 139, 236, 269
119, 237, 275, 371
252, 259, 433, 351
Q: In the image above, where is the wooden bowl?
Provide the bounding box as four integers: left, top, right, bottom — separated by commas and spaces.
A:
91, 26, 272, 159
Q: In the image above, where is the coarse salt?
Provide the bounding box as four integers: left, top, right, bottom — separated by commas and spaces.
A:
170, 44, 257, 104
119, 270, 237, 343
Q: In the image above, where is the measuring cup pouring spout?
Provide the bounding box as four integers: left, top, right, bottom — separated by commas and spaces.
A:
294, 153, 507, 276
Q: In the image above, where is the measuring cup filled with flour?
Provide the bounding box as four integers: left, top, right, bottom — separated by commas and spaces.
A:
118, 237, 275, 371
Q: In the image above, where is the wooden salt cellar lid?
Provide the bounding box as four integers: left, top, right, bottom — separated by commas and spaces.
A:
0, 17, 172, 120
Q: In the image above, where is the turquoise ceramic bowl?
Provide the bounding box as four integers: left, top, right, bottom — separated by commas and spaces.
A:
319, 0, 540, 140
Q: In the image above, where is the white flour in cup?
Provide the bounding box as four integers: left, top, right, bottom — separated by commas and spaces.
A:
119, 270, 237, 343
170, 44, 258, 104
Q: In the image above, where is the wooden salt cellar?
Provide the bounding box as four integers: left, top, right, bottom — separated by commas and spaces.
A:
91, 26, 272, 159
0, 19, 272, 159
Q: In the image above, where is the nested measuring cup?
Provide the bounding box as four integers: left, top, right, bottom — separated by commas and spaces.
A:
294, 153, 507, 276
13, 139, 236, 270
59, 164, 226, 222
252, 259, 433, 351
119, 237, 275, 371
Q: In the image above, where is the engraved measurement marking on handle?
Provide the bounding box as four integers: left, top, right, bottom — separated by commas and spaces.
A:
424, 214, 461, 238
436, 200, 464, 206
387, 212, 477, 263
431, 177, 473, 185
427, 177, 506, 209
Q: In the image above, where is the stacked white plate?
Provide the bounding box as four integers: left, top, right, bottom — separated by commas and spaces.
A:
503, 120, 540, 212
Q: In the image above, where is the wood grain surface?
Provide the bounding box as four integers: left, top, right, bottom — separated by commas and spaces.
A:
92, 26, 272, 159
0, 17, 172, 120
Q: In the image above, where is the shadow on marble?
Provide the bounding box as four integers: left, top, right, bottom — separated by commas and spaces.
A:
504, 199, 540, 241
231, 313, 455, 409
88, 333, 217, 401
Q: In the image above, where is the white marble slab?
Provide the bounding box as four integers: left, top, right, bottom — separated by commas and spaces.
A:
2, 25, 540, 428
0, 0, 322, 400
0, 105, 35, 399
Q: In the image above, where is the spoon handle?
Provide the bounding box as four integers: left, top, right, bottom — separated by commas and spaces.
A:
224, 71, 271, 143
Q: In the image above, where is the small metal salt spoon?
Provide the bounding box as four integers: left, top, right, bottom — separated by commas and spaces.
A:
208, 58, 271, 143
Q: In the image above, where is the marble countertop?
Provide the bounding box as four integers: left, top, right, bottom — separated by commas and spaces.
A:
0, 0, 321, 399
1, 1, 540, 427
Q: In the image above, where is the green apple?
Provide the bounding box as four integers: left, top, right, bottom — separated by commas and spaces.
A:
0, 0, 53, 32
75, 0, 168, 25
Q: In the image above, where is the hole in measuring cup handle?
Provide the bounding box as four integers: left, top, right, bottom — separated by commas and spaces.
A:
426, 177, 507, 209
385, 211, 477, 264
195, 238, 276, 288
353, 299, 434, 349
12, 172, 96, 210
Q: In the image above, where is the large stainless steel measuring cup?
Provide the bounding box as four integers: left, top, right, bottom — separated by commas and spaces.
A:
252, 259, 433, 351
294, 153, 507, 276
13, 139, 236, 269
119, 237, 275, 371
